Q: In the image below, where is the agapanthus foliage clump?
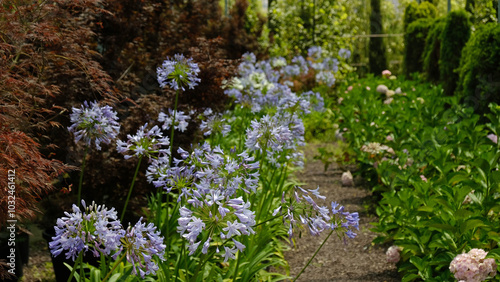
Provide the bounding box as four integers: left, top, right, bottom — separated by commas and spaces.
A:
449, 248, 497, 282
68, 101, 121, 150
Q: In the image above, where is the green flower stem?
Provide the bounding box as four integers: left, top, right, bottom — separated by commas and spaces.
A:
253, 214, 282, 227
67, 251, 83, 282
102, 253, 126, 282
293, 228, 334, 282
164, 88, 180, 260
121, 155, 143, 222
77, 146, 89, 205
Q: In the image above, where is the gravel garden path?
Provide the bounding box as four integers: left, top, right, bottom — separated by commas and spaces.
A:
285, 143, 400, 282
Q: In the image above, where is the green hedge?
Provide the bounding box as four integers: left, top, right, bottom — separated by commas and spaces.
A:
422, 17, 446, 82
404, 18, 433, 76
440, 10, 471, 96
458, 23, 500, 114
403, 1, 437, 32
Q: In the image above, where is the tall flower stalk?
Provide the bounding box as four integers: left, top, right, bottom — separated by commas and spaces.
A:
156, 53, 201, 263
68, 101, 120, 204
116, 124, 170, 221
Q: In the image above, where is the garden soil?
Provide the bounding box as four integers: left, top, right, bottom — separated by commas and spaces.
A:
285, 143, 400, 282
21, 143, 401, 282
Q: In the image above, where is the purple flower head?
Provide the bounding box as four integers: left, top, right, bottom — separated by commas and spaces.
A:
273, 186, 360, 243
245, 113, 305, 168
121, 218, 166, 278
116, 123, 170, 160
158, 109, 191, 132
199, 110, 231, 137
68, 101, 120, 150
308, 46, 322, 60
157, 54, 201, 91
315, 71, 336, 87
49, 200, 124, 261
172, 144, 259, 260
338, 48, 351, 60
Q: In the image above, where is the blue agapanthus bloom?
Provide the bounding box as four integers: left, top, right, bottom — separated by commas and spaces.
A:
68, 101, 120, 150
157, 54, 201, 91
120, 218, 166, 278
273, 186, 359, 243
315, 71, 336, 87
49, 200, 124, 261
150, 143, 260, 260
338, 48, 352, 60
158, 109, 191, 132
307, 46, 323, 60
116, 123, 170, 160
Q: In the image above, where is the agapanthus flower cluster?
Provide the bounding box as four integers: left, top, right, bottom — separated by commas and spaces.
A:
49, 201, 166, 278
308, 46, 322, 60
116, 123, 170, 160
245, 113, 305, 168
155, 143, 260, 261
49, 200, 124, 261
120, 218, 166, 277
315, 71, 336, 87
158, 109, 191, 132
338, 48, 351, 60
199, 108, 231, 137
449, 248, 497, 282
225, 52, 327, 113
273, 186, 359, 243
68, 101, 120, 150
157, 54, 201, 91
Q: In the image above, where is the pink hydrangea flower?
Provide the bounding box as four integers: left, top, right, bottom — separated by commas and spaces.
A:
382, 70, 391, 77
450, 248, 497, 282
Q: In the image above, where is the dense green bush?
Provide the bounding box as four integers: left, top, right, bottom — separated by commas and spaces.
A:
404, 18, 433, 76
422, 17, 446, 82
440, 10, 471, 96
403, 1, 437, 32
458, 23, 500, 114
